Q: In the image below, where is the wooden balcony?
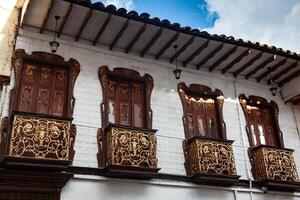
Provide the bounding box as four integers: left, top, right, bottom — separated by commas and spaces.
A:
250, 145, 300, 191
97, 124, 160, 178
0, 112, 76, 169
183, 136, 240, 185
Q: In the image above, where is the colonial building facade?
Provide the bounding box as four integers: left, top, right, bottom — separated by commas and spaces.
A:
0, 0, 300, 199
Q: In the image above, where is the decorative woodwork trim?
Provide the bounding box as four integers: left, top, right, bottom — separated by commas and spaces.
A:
98, 66, 154, 129
155, 32, 179, 60
97, 124, 160, 178
178, 82, 226, 140
140, 28, 163, 57
238, 94, 284, 148
183, 40, 209, 67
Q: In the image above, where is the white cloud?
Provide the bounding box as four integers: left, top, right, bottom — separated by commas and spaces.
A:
205, 0, 300, 53
100, 0, 134, 10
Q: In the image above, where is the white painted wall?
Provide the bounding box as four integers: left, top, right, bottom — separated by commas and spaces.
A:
9, 29, 300, 199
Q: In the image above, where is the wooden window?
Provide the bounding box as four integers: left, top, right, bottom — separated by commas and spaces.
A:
239, 94, 284, 148
10, 49, 80, 118
178, 83, 226, 140
99, 66, 153, 129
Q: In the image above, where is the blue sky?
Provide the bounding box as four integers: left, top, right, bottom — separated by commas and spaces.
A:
93, 0, 218, 29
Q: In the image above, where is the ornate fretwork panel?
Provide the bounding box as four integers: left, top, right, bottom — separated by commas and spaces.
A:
9, 114, 72, 160
183, 137, 237, 176
0, 191, 56, 200
98, 125, 157, 168
250, 145, 299, 182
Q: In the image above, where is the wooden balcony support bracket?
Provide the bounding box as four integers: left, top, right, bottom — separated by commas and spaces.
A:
183, 136, 240, 186
97, 124, 160, 179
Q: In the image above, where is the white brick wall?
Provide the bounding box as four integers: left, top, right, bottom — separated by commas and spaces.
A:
11, 29, 300, 185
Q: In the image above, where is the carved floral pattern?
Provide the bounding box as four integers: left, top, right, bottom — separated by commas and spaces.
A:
183, 138, 237, 176
250, 146, 299, 181
9, 114, 71, 160
99, 126, 157, 168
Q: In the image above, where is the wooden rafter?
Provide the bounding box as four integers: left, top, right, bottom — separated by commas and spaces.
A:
110, 19, 130, 50
221, 48, 250, 74
40, 0, 53, 34
233, 52, 263, 77
57, 3, 73, 37
197, 43, 224, 69
245, 55, 275, 79
183, 40, 209, 67
93, 14, 111, 45
21, 0, 32, 28
209, 46, 237, 72
279, 68, 300, 87
155, 32, 180, 60
256, 58, 287, 82
140, 28, 163, 57
125, 23, 147, 53
169, 36, 195, 63
268, 61, 298, 84
75, 8, 93, 41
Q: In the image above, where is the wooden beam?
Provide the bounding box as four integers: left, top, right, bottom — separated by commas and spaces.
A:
40, 0, 53, 34
197, 43, 224, 69
267, 61, 298, 84
245, 55, 275, 79
169, 36, 195, 63
221, 48, 250, 74
57, 3, 73, 37
21, 0, 32, 28
75, 8, 93, 41
279, 68, 300, 87
183, 40, 209, 67
140, 28, 163, 57
93, 14, 111, 45
233, 52, 263, 77
256, 58, 287, 82
125, 23, 147, 53
155, 32, 180, 60
110, 19, 130, 50
209, 46, 237, 72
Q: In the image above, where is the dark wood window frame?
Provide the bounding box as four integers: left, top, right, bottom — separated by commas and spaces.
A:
239, 94, 284, 148
98, 66, 154, 129
10, 49, 80, 119
178, 82, 227, 140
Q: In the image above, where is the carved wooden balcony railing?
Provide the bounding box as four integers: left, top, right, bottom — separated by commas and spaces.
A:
0, 112, 76, 168
97, 124, 159, 178
183, 136, 240, 185
249, 145, 300, 191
